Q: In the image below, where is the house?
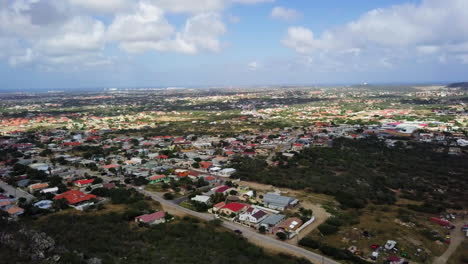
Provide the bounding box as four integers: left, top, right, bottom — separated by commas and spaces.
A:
274, 217, 303, 234
0, 200, 12, 208
135, 211, 166, 225
199, 161, 213, 171
204, 176, 217, 185
28, 183, 49, 193
29, 163, 50, 171
34, 200, 53, 209
217, 168, 236, 177
260, 214, 286, 232
53, 190, 97, 210
102, 164, 120, 170
40, 187, 59, 194
209, 166, 222, 173
4, 205, 24, 217
148, 175, 168, 184
292, 143, 304, 151
239, 207, 268, 225
156, 155, 169, 160
262, 193, 299, 211
74, 179, 94, 187
213, 185, 234, 195
212, 202, 226, 212
103, 183, 116, 189
219, 202, 249, 216
191, 195, 211, 204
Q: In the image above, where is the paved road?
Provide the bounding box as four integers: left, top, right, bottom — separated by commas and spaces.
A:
433, 220, 467, 264
0, 180, 35, 202
135, 187, 340, 264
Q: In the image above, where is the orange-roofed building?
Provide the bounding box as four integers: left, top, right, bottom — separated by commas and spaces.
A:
28, 183, 49, 193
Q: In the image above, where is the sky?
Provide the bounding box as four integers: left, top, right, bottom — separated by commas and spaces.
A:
1, 0, 468, 91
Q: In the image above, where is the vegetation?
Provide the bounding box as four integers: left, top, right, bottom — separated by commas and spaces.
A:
30, 211, 312, 264
232, 137, 468, 210
299, 238, 371, 264
448, 240, 468, 264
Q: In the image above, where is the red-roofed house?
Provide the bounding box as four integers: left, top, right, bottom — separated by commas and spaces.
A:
199, 161, 213, 171
74, 179, 95, 187
212, 202, 226, 212
214, 185, 233, 194
204, 176, 217, 184
220, 203, 248, 216
292, 143, 304, 151
54, 190, 97, 209
63, 142, 82, 147
156, 155, 168, 160
102, 164, 120, 169
135, 211, 166, 225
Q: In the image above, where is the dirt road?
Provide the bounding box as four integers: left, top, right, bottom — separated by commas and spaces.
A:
433, 220, 467, 264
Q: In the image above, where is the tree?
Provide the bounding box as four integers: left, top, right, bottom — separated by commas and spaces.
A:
163, 193, 174, 200
276, 232, 287, 241
259, 226, 266, 234
53, 198, 69, 210
318, 223, 339, 236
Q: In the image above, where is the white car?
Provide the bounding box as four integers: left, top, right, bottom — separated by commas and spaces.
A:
385, 240, 397, 250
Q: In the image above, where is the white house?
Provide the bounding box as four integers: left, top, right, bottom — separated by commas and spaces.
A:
191, 195, 211, 204
239, 207, 268, 225
217, 168, 236, 177
40, 187, 59, 194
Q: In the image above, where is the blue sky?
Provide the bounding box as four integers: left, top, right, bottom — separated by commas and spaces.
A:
0, 0, 467, 91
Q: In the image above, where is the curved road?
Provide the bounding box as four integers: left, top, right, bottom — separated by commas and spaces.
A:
135, 188, 340, 264
433, 220, 467, 264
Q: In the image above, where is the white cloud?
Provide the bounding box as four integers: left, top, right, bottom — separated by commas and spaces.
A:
227, 14, 241, 23
248, 61, 261, 71
282, 27, 317, 53
68, 0, 130, 13
9, 48, 35, 66
232, 0, 274, 4
271, 6, 301, 21
142, 0, 274, 14
282, 0, 468, 70
175, 13, 226, 53
107, 2, 174, 52
107, 2, 226, 54
38, 17, 106, 56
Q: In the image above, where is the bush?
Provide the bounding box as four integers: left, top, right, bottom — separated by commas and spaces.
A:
325, 217, 343, 227
299, 237, 321, 249
318, 223, 339, 236
208, 219, 223, 227
163, 193, 174, 200
276, 232, 287, 241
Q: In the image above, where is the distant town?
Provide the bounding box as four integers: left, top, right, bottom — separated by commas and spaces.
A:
1, 84, 467, 264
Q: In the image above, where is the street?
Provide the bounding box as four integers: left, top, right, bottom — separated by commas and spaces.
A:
135, 187, 341, 264
0, 180, 35, 202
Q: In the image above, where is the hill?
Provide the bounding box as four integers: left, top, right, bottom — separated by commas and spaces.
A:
446, 82, 468, 90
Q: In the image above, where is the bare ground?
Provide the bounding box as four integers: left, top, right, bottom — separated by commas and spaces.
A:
433, 220, 467, 264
